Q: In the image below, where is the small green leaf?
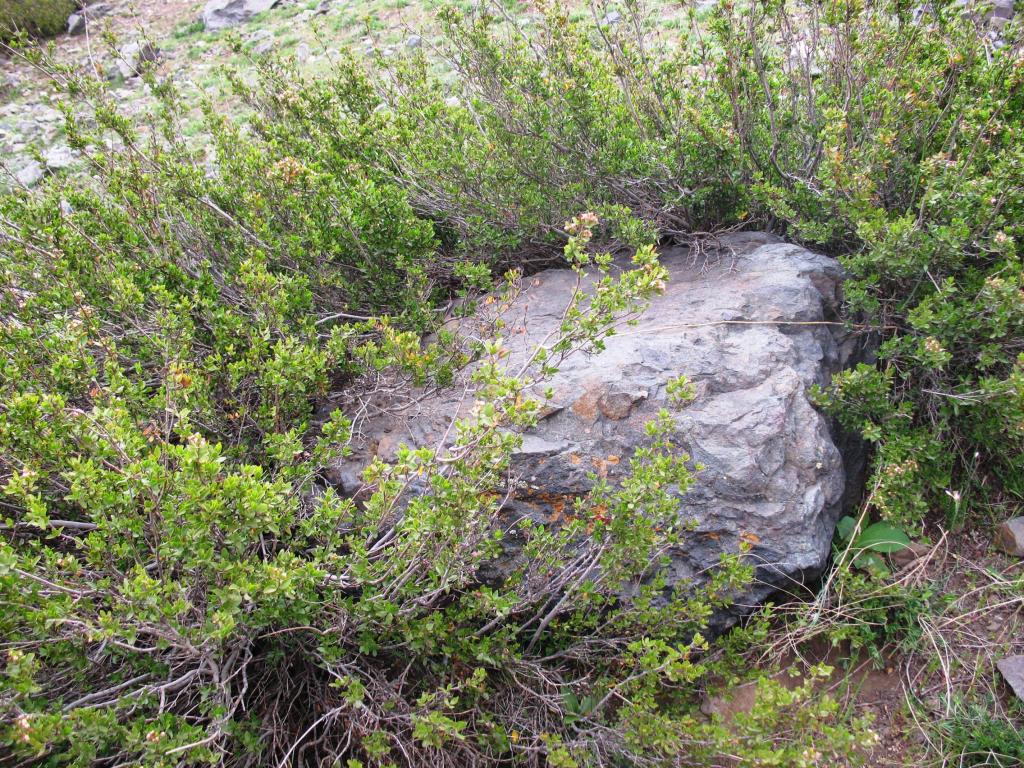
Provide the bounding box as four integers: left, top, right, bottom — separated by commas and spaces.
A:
853, 551, 890, 578
835, 515, 857, 542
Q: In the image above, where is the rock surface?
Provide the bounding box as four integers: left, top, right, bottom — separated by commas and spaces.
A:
115, 41, 160, 78
995, 516, 1024, 557
202, 0, 281, 30
14, 161, 44, 188
44, 144, 76, 171
952, 0, 1017, 40
67, 3, 113, 36
996, 655, 1024, 701
331, 233, 862, 627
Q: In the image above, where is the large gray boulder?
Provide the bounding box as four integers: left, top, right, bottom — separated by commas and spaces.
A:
66, 3, 112, 36
331, 233, 862, 628
201, 0, 280, 30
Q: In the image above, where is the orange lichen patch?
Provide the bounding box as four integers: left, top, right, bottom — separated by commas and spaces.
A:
374, 433, 404, 461
704, 532, 721, 541
740, 531, 761, 545
590, 455, 623, 479
546, 498, 568, 524
569, 453, 583, 465
511, 490, 581, 525
571, 388, 602, 425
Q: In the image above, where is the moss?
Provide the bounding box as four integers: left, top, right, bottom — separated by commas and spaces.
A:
0, 0, 77, 41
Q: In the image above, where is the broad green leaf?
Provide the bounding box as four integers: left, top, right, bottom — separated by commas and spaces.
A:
855, 522, 911, 553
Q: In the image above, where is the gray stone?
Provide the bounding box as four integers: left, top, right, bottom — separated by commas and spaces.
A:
602, 10, 622, 24
116, 42, 159, 79
32, 106, 62, 124
405, 35, 422, 49
330, 234, 864, 630
44, 145, 76, 171
67, 3, 113, 36
701, 681, 759, 719
202, 0, 281, 30
952, 0, 1016, 32
995, 516, 1024, 557
15, 161, 44, 188
996, 656, 1024, 701
991, 0, 1015, 19
253, 39, 275, 56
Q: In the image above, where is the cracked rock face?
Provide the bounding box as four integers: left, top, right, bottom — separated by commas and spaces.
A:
331, 233, 862, 628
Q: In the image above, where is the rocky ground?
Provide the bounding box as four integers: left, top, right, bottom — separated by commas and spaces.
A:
0, 0, 706, 191
0, 0, 471, 188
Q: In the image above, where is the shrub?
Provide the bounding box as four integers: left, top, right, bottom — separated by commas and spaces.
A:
0, 0, 76, 41
0, 54, 863, 759
236, 0, 1024, 532
234, 6, 745, 268
3, 0, 1020, 764
708, 0, 1024, 529
400, 0, 1024, 531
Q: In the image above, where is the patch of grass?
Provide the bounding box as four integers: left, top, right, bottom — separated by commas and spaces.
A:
170, 19, 206, 40
935, 702, 1024, 767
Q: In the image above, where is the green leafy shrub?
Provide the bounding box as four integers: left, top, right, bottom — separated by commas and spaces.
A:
3, 0, 1021, 764
234, 5, 745, 267
708, 0, 1024, 529
698, 665, 879, 767
236, 0, 1024, 531
0, 51, 863, 758
0, 0, 76, 40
